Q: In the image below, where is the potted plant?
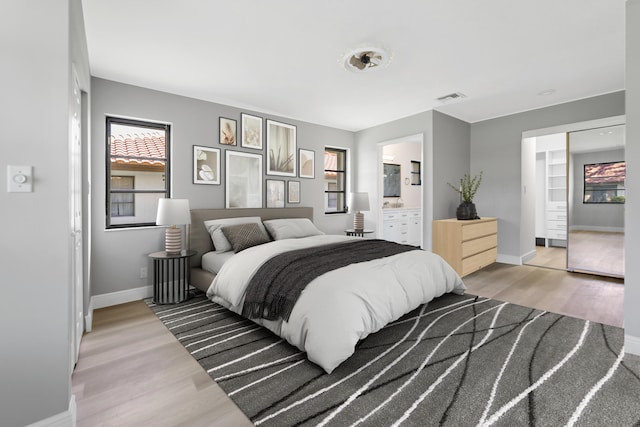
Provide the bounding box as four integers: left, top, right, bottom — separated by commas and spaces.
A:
447, 171, 483, 220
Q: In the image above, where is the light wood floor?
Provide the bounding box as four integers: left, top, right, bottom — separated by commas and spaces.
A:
72, 300, 253, 427
72, 263, 625, 426
525, 246, 567, 270
464, 263, 624, 328
567, 230, 624, 277
525, 231, 624, 278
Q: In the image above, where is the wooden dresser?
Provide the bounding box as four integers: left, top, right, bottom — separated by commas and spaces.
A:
432, 217, 497, 277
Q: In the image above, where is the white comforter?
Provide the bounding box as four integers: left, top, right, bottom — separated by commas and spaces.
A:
206, 235, 465, 373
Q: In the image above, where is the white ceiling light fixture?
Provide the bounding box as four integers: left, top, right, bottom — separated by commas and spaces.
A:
343, 46, 390, 73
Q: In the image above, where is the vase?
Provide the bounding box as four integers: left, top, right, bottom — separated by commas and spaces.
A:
456, 201, 479, 220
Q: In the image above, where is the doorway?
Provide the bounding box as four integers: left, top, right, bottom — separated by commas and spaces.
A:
377, 134, 424, 248
521, 116, 626, 279
525, 132, 568, 270
566, 125, 625, 278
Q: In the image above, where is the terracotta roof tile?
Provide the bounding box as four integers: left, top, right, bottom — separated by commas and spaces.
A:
110, 132, 166, 166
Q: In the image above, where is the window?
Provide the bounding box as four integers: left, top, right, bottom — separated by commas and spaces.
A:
110, 176, 134, 216
106, 117, 170, 228
583, 161, 625, 204
410, 160, 421, 185
324, 147, 346, 213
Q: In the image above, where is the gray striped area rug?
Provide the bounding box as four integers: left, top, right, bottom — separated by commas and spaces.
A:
146, 292, 640, 426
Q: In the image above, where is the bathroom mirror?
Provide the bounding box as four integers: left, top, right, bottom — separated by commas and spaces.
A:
383, 163, 401, 197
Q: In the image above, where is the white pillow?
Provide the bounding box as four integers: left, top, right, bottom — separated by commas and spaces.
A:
263, 218, 324, 240
203, 216, 268, 253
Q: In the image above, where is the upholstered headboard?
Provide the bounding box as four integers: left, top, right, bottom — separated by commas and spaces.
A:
189, 207, 314, 267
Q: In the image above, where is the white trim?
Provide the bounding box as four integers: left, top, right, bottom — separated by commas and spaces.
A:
26, 395, 75, 427
91, 285, 153, 310
625, 334, 640, 356
520, 249, 537, 264
497, 253, 521, 266
84, 298, 94, 332
522, 115, 626, 138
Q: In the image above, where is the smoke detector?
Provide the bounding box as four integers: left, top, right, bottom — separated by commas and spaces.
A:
343, 47, 390, 72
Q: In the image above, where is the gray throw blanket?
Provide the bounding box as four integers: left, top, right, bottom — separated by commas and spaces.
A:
241, 239, 419, 321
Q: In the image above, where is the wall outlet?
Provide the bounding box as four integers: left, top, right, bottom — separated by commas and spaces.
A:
140, 267, 148, 279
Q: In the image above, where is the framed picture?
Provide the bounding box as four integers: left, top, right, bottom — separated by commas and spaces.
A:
219, 117, 237, 146
241, 113, 263, 149
225, 150, 263, 208
266, 179, 285, 208
287, 180, 300, 204
266, 119, 296, 176
193, 145, 220, 185
299, 148, 315, 178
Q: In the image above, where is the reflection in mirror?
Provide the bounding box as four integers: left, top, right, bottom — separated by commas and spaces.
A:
567, 125, 625, 278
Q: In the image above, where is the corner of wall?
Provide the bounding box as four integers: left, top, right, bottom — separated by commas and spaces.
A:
25, 395, 75, 427
625, 334, 640, 357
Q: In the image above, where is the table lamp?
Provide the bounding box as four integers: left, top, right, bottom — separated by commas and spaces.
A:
349, 192, 370, 231
156, 198, 191, 254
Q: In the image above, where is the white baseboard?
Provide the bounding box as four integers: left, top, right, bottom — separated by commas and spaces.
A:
91, 285, 153, 310
497, 253, 521, 266
26, 395, 75, 427
520, 249, 537, 265
625, 334, 640, 356
85, 298, 94, 333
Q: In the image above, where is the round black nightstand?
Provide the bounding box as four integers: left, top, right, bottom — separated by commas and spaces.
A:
345, 229, 374, 237
149, 250, 196, 304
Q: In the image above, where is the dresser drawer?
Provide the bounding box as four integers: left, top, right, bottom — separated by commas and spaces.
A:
546, 211, 567, 221
462, 248, 497, 277
547, 201, 566, 211
461, 234, 497, 258
546, 220, 566, 231
461, 220, 497, 241
383, 213, 399, 221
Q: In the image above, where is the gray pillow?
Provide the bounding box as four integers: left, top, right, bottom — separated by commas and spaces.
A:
221, 223, 271, 253
263, 218, 324, 240
203, 216, 267, 252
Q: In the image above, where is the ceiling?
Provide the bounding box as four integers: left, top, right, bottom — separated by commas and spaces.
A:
569, 124, 625, 153
81, 0, 626, 132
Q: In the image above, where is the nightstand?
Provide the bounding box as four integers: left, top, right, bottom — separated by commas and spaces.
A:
345, 229, 374, 237
149, 250, 196, 304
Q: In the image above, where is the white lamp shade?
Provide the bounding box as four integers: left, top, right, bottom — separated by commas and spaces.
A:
349, 192, 370, 212
156, 199, 191, 226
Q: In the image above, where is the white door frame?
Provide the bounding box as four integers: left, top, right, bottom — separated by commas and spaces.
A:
70, 65, 84, 369
377, 134, 425, 247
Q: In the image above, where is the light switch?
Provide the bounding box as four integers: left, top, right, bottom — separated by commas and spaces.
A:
7, 165, 32, 192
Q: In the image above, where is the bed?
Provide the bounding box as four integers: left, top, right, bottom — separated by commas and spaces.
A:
189, 207, 465, 373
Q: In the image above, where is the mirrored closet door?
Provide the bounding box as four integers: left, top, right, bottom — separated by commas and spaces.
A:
566, 125, 625, 278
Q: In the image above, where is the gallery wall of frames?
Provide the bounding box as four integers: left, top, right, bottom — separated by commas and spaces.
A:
193, 112, 316, 209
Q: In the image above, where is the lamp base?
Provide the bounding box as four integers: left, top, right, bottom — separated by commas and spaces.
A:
353, 211, 364, 231
165, 226, 182, 254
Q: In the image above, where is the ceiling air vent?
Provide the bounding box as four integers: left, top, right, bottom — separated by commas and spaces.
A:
436, 92, 467, 104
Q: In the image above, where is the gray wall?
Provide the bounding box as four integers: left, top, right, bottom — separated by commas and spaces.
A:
570, 149, 625, 231
625, 0, 640, 353
0, 0, 90, 425
432, 111, 472, 220
353, 110, 470, 249
470, 91, 625, 261
91, 78, 355, 297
